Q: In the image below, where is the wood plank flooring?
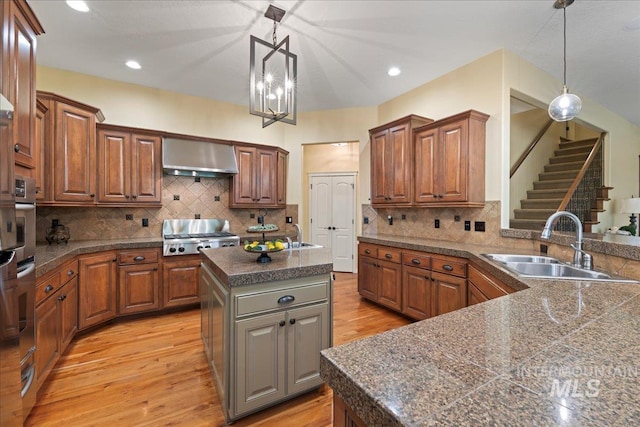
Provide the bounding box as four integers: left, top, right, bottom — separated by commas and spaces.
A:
25, 273, 411, 426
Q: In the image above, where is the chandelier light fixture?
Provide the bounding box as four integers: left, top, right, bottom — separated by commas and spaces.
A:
548, 0, 582, 122
250, 5, 297, 127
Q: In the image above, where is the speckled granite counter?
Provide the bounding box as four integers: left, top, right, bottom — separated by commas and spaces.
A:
35, 238, 162, 277
320, 233, 640, 426
199, 246, 333, 287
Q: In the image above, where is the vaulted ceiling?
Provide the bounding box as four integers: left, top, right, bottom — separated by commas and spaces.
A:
28, 1, 640, 127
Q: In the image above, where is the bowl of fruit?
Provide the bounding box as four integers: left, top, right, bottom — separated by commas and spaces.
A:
243, 239, 286, 263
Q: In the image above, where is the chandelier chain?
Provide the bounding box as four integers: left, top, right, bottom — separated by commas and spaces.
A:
563, 5, 567, 86
272, 20, 277, 47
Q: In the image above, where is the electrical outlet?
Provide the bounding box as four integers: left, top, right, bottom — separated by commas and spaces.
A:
401, 214, 406, 220
258, 215, 264, 224
363, 217, 369, 224
540, 244, 548, 254
286, 216, 293, 224
464, 221, 471, 231
142, 218, 149, 227
454, 215, 461, 222
249, 213, 255, 219
125, 214, 133, 220
474, 221, 485, 232
195, 214, 201, 219
214, 195, 220, 201
434, 219, 440, 228
173, 195, 180, 201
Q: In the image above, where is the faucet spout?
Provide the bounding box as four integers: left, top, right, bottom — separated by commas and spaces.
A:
293, 223, 302, 244
540, 211, 586, 268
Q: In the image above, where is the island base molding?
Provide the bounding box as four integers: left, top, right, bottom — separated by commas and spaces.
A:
333, 394, 367, 427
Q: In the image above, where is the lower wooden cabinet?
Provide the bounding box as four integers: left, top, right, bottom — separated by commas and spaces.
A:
376, 259, 402, 311
117, 249, 161, 315
356, 255, 378, 300
162, 255, 201, 308
357, 243, 402, 312
467, 263, 514, 305
431, 271, 466, 316
333, 394, 367, 427
35, 259, 78, 390
78, 251, 117, 330
402, 265, 431, 320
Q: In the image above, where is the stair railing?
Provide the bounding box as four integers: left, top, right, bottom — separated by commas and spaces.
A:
510, 119, 554, 178
555, 133, 606, 231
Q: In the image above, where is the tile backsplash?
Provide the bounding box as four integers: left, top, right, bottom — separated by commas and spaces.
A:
362, 201, 507, 246
36, 175, 298, 242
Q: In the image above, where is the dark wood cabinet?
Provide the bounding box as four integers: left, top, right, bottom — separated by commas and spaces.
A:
431, 271, 466, 316
117, 249, 161, 315
78, 251, 117, 330
402, 265, 431, 320
162, 255, 201, 308
414, 110, 489, 207
97, 125, 162, 206
4, 0, 43, 173
357, 243, 402, 311
369, 115, 432, 206
35, 258, 78, 390
357, 253, 378, 301
230, 145, 288, 208
467, 263, 514, 304
468, 281, 490, 306
36, 91, 105, 205
34, 98, 48, 200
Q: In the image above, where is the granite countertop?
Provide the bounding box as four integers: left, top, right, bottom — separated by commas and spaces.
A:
35, 238, 162, 277
199, 246, 333, 287
320, 233, 640, 426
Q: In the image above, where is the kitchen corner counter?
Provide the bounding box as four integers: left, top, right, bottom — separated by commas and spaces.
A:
199, 246, 333, 287
320, 233, 640, 426
35, 238, 162, 277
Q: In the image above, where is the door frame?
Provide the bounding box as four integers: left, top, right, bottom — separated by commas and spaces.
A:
308, 172, 357, 273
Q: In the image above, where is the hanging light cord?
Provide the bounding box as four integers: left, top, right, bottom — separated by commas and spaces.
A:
272, 20, 278, 47
562, 5, 567, 86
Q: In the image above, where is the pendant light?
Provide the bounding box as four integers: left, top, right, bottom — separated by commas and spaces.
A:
548, 0, 582, 122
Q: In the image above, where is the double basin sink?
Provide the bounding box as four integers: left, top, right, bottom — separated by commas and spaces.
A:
483, 253, 639, 283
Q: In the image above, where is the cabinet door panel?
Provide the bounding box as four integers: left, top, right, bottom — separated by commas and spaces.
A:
414, 128, 437, 203
276, 150, 287, 205
131, 133, 161, 203
287, 303, 328, 395
235, 312, 286, 414
163, 258, 200, 308
388, 124, 411, 203
256, 149, 276, 204
370, 129, 388, 204
53, 102, 96, 202
78, 252, 117, 329
357, 256, 378, 301
438, 120, 468, 202
431, 272, 466, 316
377, 259, 402, 311
59, 277, 78, 350
35, 292, 60, 389
97, 129, 130, 203
118, 263, 160, 315
232, 146, 256, 205
467, 282, 489, 306
402, 266, 431, 320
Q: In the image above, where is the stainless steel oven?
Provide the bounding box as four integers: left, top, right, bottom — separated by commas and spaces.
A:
14, 176, 35, 264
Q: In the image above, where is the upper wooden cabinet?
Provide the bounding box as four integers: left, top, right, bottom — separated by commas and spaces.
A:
2, 0, 44, 174
414, 110, 489, 207
230, 145, 288, 208
36, 91, 105, 205
369, 115, 433, 206
97, 125, 162, 206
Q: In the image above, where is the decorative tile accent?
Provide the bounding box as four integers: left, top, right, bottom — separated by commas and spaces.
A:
36, 176, 296, 242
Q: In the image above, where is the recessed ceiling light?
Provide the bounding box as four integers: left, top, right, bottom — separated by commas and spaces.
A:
126, 60, 141, 70
332, 142, 347, 147
387, 67, 401, 77
66, 1, 89, 13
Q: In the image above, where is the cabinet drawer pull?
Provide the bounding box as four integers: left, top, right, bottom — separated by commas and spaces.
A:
443, 264, 454, 271
289, 318, 296, 325
279, 320, 285, 327
133, 256, 146, 261
67, 270, 74, 276
385, 253, 392, 259
411, 259, 421, 265
45, 284, 54, 293
14, 144, 20, 153
277, 295, 295, 304
364, 249, 371, 255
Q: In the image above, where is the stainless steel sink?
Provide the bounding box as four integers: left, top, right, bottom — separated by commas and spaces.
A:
484, 254, 561, 264
482, 253, 639, 283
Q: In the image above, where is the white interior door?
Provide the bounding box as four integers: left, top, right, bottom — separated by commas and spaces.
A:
310, 174, 355, 272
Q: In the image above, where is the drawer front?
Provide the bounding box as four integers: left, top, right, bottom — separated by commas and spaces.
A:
358, 243, 378, 258
468, 264, 510, 299
61, 258, 79, 283
236, 282, 329, 318
36, 270, 62, 306
402, 251, 431, 270
377, 247, 401, 263
119, 249, 159, 265
432, 256, 467, 277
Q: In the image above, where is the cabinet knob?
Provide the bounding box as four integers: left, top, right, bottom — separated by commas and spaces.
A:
112, 259, 117, 262
385, 253, 392, 259
132, 195, 137, 199
332, 227, 336, 230
279, 320, 285, 327
67, 270, 74, 276
443, 265, 454, 271
364, 249, 371, 255
90, 193, 95, 198
45, 284, 54, 293
125, 195, 130, 199
289, 318, 296, 325
14, 144, 19, 153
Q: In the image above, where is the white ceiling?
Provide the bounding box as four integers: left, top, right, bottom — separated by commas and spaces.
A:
28, 1, 640, 127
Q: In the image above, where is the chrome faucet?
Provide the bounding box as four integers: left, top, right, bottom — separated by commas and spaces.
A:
540, 211, 592, 269
293, 223, 302, 243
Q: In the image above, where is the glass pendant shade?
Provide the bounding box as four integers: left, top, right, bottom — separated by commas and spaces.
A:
548, 85, 582, 122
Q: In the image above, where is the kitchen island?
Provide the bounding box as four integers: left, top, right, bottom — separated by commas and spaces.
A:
321, 234, 640, 426
199, 246, 333, 423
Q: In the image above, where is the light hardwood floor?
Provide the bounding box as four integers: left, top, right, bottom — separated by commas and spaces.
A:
25, 273, 411, 426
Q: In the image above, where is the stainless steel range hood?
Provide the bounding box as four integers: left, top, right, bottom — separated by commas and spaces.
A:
162, 138, 238, 178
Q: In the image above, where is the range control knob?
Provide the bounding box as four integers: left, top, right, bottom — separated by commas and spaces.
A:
205, 245, 211, 249
221, 243, 228, 247
169, 247, 177, 253
178, 247, 185, 253
197, 246, 203, 251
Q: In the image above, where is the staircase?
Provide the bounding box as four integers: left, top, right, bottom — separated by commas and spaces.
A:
510, 137, 610, 231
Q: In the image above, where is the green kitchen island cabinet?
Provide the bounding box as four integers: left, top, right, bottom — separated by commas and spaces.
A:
199, 246, 333, 423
